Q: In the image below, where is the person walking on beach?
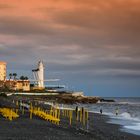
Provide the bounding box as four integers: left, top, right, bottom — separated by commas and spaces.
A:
115, 107, 119, 116
100, 108, 103, 114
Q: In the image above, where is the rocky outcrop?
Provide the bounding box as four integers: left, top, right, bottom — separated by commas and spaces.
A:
47, 95, 100, 104
100, 98, 115, 102
8, 93, 101, 104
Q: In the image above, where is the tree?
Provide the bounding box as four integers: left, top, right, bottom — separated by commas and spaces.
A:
20, 76, 25, 81
20, 76, 29, 81
13, 73, 17, 80
9, 73, 13, 80
24, 76, 29, 80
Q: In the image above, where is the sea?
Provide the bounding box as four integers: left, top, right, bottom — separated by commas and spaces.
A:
65, 97, 140, 136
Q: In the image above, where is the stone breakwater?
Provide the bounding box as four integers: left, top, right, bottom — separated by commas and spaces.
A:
55, 95, 100, 104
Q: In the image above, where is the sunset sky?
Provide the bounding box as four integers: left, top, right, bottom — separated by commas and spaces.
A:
0, 0, 140, 97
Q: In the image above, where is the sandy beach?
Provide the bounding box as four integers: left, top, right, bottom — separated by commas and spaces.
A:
0, 109, 140, 140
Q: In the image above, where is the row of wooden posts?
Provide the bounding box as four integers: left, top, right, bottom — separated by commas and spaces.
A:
62, 107, 89, 126
0, 100, 89, 129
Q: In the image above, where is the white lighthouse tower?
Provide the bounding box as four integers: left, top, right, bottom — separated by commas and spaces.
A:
32, 60, 60, 89
38, 61, 44, 88
32, 60, 45, 88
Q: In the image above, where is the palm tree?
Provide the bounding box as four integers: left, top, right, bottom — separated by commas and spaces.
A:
20, 76, 29, 81
9, 73, 13, 80
24, 76, 29, 80
9, 73, 13, 90
20, 76, 25, 81
13, 73, 17, 80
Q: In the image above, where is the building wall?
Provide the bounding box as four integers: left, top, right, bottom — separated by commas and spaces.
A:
16, 80, 30, 91
5, 80, 30, 91
0, 61, 6, 81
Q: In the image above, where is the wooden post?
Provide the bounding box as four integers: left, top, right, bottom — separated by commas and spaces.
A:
69, 110, 73, 126
80, 108, 82, 122
16, 101, 18, 114
83, 108, 85, 126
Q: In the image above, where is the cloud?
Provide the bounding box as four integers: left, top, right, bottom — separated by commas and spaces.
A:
0, 4, 14, 10
47, 1, 140, 45
0, 16, 54, 36
0, 0, 140, 96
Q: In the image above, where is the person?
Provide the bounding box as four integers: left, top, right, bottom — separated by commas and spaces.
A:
100, 108, 103, 114
115, 107, 119, 116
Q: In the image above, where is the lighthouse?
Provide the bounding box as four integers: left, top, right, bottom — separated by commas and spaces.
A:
38, 61, 44, 88
32, 60, 60, 89
32, 60, 45, 88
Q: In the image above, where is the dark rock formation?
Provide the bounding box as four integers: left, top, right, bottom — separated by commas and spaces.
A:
100, 98, 115, 103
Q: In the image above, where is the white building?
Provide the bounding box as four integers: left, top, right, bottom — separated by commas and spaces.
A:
37, 61, 44, 88
0, 61, 6, 81
32, 61, 44, 88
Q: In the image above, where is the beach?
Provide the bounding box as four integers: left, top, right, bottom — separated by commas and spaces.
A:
0, 110, 140, 140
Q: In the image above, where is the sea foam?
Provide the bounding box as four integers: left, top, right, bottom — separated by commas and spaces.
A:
124, 123, 140, 131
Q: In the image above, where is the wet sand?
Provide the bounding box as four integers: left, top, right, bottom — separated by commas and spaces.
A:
0, 110, 140, 140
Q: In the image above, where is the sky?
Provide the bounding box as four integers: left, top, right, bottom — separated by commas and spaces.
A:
0, 0, 140, 97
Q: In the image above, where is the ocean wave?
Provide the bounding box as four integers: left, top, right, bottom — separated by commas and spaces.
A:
124, 123, 140, 131
109, 112, 140, 122
117, 102, 140, 106
98, 101, 140, 106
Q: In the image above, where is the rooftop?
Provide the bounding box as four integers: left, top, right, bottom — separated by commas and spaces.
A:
0, 61, 7, 65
